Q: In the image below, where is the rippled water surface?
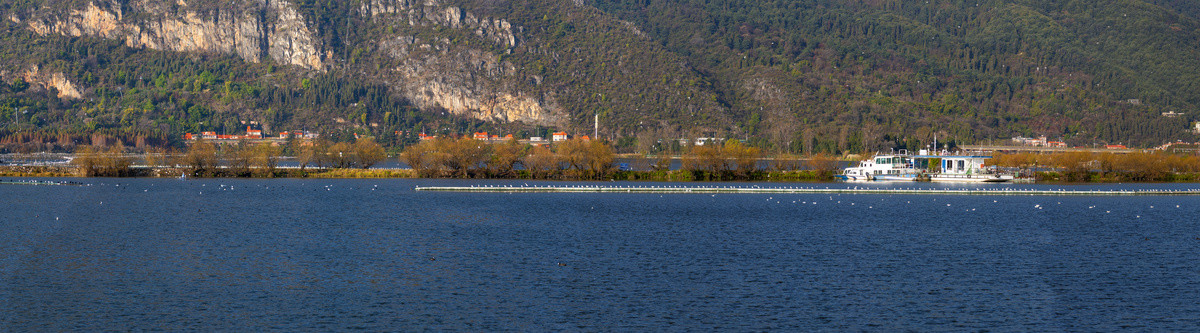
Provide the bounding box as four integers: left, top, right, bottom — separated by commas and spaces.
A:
3, 178, 1200, 331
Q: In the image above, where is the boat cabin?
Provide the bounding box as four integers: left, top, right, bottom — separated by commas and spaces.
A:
929, 155, 990, 175
847, 154, 925, 177
841, 152, 1007, 182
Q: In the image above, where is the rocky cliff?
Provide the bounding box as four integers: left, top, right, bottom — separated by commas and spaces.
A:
19, 64, 82, 99
365, 0, 563, 125
12, 0, 564, 125
1, 0, 730, 142
18, 1, 323, 70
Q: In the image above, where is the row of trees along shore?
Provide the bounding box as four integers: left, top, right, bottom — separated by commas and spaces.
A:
401, 137, 841, 181
991, 152, 1200, 182
68, 136, 842, 179
73, 138, 386, 177
64, 138, 1200, 182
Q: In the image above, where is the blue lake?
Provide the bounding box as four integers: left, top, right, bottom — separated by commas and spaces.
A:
3, 178, 1200, 330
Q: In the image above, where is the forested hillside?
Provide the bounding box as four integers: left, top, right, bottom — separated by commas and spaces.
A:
2, 0, 1199, 153
588, 0, 1200, 151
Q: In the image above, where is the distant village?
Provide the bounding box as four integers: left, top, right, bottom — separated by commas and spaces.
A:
181, 120, 1200, 154
183, 127, 319, 142
421, 131, 591, 145
1011, 135, 1200, 152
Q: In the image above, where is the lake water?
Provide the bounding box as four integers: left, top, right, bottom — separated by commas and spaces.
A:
3, 178, 1200, 331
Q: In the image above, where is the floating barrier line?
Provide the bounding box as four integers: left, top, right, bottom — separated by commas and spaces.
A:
414, 186, 1200, 196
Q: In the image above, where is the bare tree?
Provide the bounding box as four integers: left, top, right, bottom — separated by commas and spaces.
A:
252, 143, 281, 177
72, 145, 132, 177
584, 140, 615, 179
636, 129, 656, 155
329, 142, 355, 168
441, 137, 490, 178
353, 137, 387, 169
400, 140, 439, 177
226, 140, 255, 176
183, 140, 219, 176
523, 145, 559, 179
489, 138, 526, 177
802, 128, 815, 155
805, 153, 839, 179
556, 138, 590, 174
298, 140, 329, 170
860, 122, 881, 154
725, 139, 761, 177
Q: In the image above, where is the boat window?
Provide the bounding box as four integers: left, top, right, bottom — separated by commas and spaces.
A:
958, 160, 965, 170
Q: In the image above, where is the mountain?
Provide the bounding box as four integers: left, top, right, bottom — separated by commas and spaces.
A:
2, 0, 1199, 152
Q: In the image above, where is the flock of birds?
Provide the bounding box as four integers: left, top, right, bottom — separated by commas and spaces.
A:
16, 181, 1198, 224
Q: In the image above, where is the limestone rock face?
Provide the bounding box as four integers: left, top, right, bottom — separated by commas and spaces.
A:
360, 0, 519, 49
16, 0, 563, 125
265, 0, 324, 70
21, 65, 83, 99
367, 0, 563, 126
21, 0, 323, 70
385, 43, 560, 124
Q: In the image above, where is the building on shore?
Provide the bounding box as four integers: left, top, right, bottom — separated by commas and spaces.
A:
184, 128, 317, 142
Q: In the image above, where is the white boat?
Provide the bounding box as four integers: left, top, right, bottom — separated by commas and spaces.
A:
837, 153, 925, 181
926, 155, 1013, 183
837, 151, 1013, 182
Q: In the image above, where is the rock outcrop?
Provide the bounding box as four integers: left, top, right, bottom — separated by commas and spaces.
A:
20, 0, 323, 70
21, 65, 83, 99
15, 0, 563, 125
368, 0, 563, 125
361, 0, 519, 49
381, 36, 560, 124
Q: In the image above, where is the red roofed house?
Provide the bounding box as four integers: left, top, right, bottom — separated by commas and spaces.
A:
579, 135, 591, 141
1047, 141, 1067, 148
245, 126, 263, 139
419, 133, 433, 140
474, 132, 489, 140
201, 131, 218, 140
552, 132, 569, 142
1106, 144, 1128, 149
184, 133, 196, 140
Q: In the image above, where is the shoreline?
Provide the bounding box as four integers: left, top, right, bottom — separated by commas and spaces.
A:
5, 165, 1200, 183
415, 185, 1200, 196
